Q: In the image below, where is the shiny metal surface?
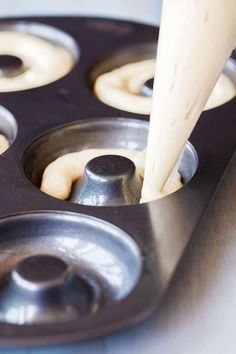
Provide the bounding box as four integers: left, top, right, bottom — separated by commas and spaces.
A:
13, 255, 72, 290
0, 211, 142, 317
0, 104, 17, 143
70, 155, 143, 206
23, 118, 148, 188
223, 57, 236, 81
180, 142, 199, 184
68, 131, 197, 206
23, 118, 198, 201
0, 254, 96, 324
0, 17, 234, 346
52, 151, 236, 354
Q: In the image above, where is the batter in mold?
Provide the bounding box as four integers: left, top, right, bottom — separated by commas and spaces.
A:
40, 148, 182, 200
0, 31, 74, 92
94, 59, 154, 115
94, 59, 235, 114
141, 0, 236, 202
0, 134, 9, 154
41, 0, 236, 203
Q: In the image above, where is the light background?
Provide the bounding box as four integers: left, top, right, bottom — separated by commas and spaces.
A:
0, 0, 162, 25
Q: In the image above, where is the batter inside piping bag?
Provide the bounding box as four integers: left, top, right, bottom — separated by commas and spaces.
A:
40, 0, 236, 203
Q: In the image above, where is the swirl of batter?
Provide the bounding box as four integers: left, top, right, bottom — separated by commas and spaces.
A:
40, 147, 183, 201
0, 31, 74, 92
94, 59, 235, 114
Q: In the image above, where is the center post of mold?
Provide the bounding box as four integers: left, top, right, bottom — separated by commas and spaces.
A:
23, 118, 198, 207
70, 154, 142, 206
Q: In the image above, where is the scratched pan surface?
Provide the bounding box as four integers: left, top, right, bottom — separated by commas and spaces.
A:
0, 17, 235, 346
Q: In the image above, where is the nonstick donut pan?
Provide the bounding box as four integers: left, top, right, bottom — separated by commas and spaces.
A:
0, 16, 235, 346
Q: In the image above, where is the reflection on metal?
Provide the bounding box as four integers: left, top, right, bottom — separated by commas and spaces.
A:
0, 211, 142, 324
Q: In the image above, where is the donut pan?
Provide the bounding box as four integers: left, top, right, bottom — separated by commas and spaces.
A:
0, 17, 235, 346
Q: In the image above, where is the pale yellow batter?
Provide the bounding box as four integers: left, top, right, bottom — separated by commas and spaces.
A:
94, 59, 235, 114
0, 134, 9, 154
41, 0, 236, 204
0, 31, 74, 92
142, 0, 236, 202
40, 148, 182, 200
94, 60, 154, 114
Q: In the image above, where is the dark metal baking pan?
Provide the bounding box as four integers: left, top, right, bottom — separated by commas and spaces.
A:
0, 17, 234, 346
